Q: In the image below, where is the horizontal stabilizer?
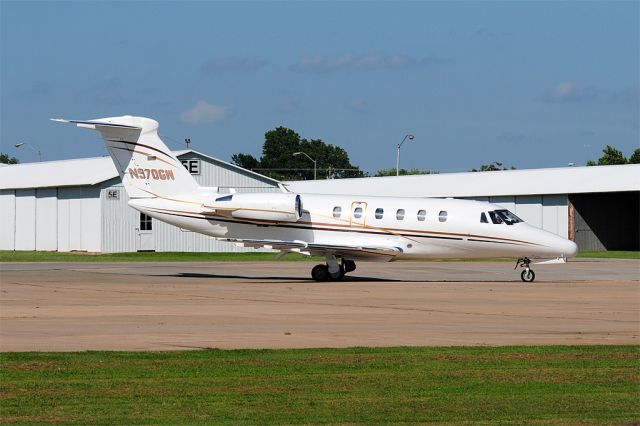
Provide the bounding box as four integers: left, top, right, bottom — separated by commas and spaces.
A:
51, 118, 141, 130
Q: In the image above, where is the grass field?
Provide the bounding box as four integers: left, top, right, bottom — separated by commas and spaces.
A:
1, 250, 638, 262
1, 346, 638, 425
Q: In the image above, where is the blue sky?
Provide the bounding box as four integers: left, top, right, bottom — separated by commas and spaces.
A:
1, 1, 638, 173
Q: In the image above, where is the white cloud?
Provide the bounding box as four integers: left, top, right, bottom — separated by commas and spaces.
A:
180, 101, 232, 125
291, 52, 442, 73
545, 82, 596, 103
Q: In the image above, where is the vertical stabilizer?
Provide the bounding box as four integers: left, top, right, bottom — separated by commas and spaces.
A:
53, 115, 199, 198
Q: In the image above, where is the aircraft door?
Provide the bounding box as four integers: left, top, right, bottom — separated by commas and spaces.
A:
349, 201, 367, 228
136, 213, 155, 252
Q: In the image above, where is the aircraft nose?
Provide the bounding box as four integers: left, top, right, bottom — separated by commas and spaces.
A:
565, 240, 578, 258
555, 237, 578, 258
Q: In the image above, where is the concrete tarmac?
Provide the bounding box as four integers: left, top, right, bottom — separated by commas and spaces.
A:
1, 260, 638, 351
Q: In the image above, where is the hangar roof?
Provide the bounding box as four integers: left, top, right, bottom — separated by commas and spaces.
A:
285, 164, 640, 197
0, 149, 278, 190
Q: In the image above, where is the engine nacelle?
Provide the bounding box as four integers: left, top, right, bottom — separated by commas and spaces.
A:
206, 193, 302, 223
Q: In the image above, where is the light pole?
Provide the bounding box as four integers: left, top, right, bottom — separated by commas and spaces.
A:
396, 134, 414, 176
14, 142, 42, 162
293, 151, 317, 180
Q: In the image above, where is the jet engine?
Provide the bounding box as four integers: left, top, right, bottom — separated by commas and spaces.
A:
205, 193, 303, 223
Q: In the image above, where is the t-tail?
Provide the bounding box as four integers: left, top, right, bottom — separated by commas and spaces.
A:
52, 115, 199, 199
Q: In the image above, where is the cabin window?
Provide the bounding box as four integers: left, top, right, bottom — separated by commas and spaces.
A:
438, 210, 448, 222
417, 210, 426, 221
488, 211, 503, 224
353, 207, 363, 219
396, 209, 405, 220
140, 213, 152, 231
375, 208, 384, 219
333, 206, 342, 218
480, 212, 488, 223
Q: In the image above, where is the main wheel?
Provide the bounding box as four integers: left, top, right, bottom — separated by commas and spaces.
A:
311, 264, 329, 282
329, 265, 345, 281
343, 260, 356, 273
521, 269, 535, 282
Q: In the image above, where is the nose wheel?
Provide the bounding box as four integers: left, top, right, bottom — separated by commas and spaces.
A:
515, 257, 536, 282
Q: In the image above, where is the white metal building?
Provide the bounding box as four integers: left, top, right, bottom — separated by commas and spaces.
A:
286, 164, 640, 251
0, 150, 279, 252
2, 154, 638, 252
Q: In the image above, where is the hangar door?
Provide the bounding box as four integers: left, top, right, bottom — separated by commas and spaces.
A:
569, 191, 639, 251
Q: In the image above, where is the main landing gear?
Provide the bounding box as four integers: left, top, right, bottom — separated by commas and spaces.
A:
515, 257, 536, 282
311, 256, 356, 282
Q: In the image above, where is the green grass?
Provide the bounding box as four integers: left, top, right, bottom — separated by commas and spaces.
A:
1, 346, 638, 425
1, 250, 637, 263
577, 250, 640, 259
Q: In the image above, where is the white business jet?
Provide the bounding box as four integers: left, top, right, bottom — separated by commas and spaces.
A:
53, 115, 578, 282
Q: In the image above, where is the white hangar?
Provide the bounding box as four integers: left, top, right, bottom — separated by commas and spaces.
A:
2, 151, 638, 253
286, 164, 640, 251
0, 150, 279, 253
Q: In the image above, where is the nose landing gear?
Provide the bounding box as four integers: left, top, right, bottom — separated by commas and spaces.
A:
515, 257, 535, 282
310, 257, 356, 282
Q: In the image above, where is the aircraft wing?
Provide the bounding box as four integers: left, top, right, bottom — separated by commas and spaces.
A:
220, 238, 403, 261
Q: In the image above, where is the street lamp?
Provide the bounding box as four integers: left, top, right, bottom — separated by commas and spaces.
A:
293, 151, 317, 180
396, 134, 414, 176
14, 142, 42, 162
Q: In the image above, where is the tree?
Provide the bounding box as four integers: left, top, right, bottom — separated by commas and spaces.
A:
597, 145, 627, 165
375, 168, 438, 177
628, 148, 640, 164
231, 127, 364, 180
471, 161, 516, 172
0, 153, 19, 164
230, 153, 259, 170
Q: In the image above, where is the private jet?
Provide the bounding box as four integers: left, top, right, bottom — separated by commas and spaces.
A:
53, 115, 578, 282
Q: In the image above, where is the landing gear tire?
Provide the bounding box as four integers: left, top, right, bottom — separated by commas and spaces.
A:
520, 269, 535, 283
515, 257, 536, 283
331, 265, 345, 281
311, 264, 329, 282
343, 259, 356, 273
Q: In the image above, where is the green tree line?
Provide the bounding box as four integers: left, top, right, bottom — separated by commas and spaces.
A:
586, 146, 640, 166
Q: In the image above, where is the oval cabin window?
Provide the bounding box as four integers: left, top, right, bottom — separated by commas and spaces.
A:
333, 206, 342, 218
375, 208, 384, 219
417, 210, 426, 221
354, 207, 363, 219
396, 209, 405, 220
439, 210, 448, 222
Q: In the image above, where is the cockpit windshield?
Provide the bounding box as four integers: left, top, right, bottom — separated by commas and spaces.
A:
495, 209, 523, 225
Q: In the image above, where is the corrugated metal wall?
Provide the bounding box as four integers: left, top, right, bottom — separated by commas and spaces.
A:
14, 189, 36, 250
188, 153, 278, 193
1, 186, 101, 252
56, 186, 102, 252
100, 181, 137, 253
0, 189, 16, 249
35, 188, 57, 250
